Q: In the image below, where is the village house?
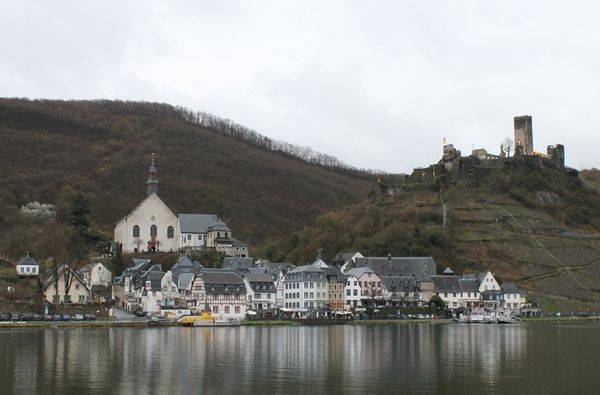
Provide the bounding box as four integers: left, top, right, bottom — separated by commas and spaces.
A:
501, 282, 526, 310
80, 262, 112, 288
345, 255, 436, 306
190, 270, 247, 320
345, 267, 384, 307
15, 254, 39, 277
283, 263, 328, 316
344, 273, 362, 309
323, 266, 346, 311
43, 264, 91, 304
431, 270, 505, 310
243, 268, 278, 318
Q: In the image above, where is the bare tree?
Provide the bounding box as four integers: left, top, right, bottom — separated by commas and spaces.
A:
502, 137, 514, 157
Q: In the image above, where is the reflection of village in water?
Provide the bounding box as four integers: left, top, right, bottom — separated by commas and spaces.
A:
0, 324, 534, 393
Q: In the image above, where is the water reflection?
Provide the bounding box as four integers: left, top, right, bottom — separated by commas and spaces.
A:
0, 323, 599, 394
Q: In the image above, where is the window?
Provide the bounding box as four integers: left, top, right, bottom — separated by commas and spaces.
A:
150, 225, 157, 237
26, 267, 30, 273
75, 284, 80, 290
187, 234, 191, 240
133, 225, 140, 237
353, 289, 357, 296
78, 295, 85, 303
256, 293, 262, 299
172, 287, 176, 292
347, 289, 351, 296
167, 226, 174, 239
225, 306, 230, 313
213, 306, 219, 313
235, 306, 240, 314
198, 235, 202, 240
20, 267, 25, 273
267, 294, 271, 299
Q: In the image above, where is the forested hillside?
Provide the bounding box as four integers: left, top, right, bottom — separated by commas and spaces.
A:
0, 98, 373, 257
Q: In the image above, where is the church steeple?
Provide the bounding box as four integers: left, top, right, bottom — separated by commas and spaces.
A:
146, 154, 159, 196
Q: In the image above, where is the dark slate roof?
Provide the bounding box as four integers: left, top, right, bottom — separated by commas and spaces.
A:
431, 276, 462, 293
171, 255, 203, 276
232, 239, 247, 248
223, 257, 254, 270
177, 273, 195, 290
290, 265, 325, 274
501, 282, 522, 294
458, 278, 480, 293
333, 251, 362, 263
347, 267, 376, 278
178, 214, 218, 233
381, 276, 418, 293
244, 268, 277, 283
262, 261, 296, 272
18, 254, 38, 266
201, 270, 246, 294
353, 257, 436, 281
323, 266, 345, 282
146, 271, 165, 292
209, 219, 230, 232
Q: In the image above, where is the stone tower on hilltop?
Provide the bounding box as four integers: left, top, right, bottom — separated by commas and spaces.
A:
146, 155, 159, 196
514, 115, 534, 155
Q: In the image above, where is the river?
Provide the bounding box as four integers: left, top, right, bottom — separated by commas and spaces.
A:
0, 322, 598, 394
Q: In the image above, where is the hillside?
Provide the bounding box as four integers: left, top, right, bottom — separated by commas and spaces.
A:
0, 98, 372, 257
267, 160, 600, 311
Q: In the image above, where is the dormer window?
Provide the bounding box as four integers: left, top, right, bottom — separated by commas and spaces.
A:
133, 225, 140, 238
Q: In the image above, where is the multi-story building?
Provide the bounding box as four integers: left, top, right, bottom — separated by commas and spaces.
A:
190, 270, 247, 321
283, 264, 328, 316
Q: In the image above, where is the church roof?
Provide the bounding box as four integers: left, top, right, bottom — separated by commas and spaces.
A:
115, 193, 176, 226
178, 214, 218, 233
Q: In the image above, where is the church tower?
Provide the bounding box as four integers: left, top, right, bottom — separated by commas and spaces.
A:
146, 155, 159, 196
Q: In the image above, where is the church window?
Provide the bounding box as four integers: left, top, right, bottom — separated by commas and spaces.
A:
150, 225, 157, 237
133, 225, 140, 238
167, 226, 174, 239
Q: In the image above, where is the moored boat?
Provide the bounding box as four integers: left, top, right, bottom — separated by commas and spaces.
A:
178, 310, 241, 327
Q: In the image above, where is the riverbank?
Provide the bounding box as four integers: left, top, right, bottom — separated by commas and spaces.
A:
1, 316, 597, 329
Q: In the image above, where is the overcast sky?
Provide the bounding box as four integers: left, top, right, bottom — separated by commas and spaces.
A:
1, 1, 599, 173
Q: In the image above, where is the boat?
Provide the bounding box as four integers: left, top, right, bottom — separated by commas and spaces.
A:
177, 310, 241, 327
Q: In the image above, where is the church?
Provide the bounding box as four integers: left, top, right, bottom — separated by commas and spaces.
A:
113, 157, 248, 257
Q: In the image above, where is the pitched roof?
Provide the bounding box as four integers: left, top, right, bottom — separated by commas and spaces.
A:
201, 270, 246, 294
322, 266, 345, 282
171, 255, 203, 275
223, 257, 254, 270
261, 261, 296, 272
178, 214, 218, 233
501, 282, 522, 294
209, 219, 230, 232
381, 276, 418, 293
232, 239, 247, 248
177, 272, 195, 290
347, 267, 376, 278
244, 268, 277, 283
17, 254, 38, 266
312, 259, 329, 269
442, 267, 455, 275
354, 257, 436, 281
431, 275, 461, 293
116, 193, 176, 226
290, 265, 325, 274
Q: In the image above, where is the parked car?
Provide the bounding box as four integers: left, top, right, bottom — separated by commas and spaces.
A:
53, 314, 62, 321
44, 314, 53, 321
61, 314, 71, 321
72, 314, 84, 321
21, 313, 33, 321
0, 313, 10, 321
147, 315, 167, 323
33, 314, 43, 321
11, 313, 22, 321
84, 314, 96, 321
134, 309, 146, 317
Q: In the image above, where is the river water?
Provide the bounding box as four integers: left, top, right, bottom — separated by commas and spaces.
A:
0, 322, 598, 394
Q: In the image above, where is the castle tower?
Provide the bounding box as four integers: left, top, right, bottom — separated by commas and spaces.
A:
146, 155, 159, 196
514, 115, 533, 155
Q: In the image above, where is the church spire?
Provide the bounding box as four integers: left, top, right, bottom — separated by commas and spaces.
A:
146, 153, 159, 196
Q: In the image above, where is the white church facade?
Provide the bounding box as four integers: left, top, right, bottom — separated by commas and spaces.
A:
114, 158, 248, 256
